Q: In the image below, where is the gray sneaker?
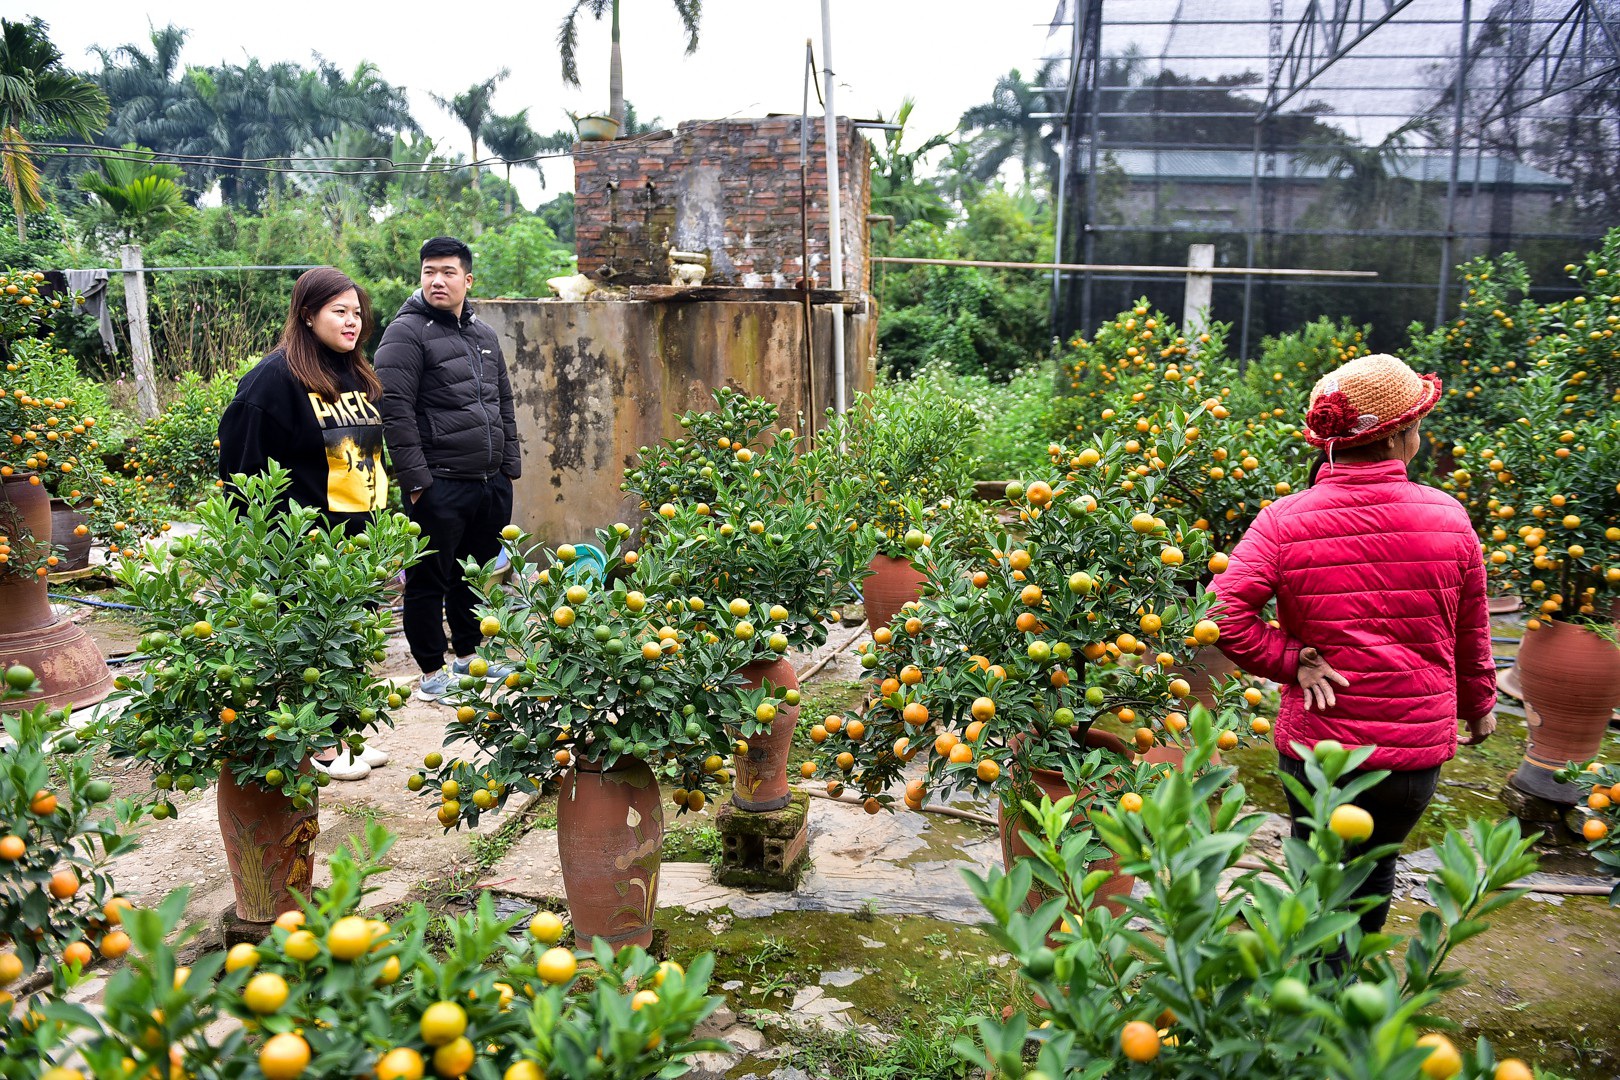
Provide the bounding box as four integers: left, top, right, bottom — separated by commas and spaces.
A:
413, 667, 452, 702
452, 656, 516, 682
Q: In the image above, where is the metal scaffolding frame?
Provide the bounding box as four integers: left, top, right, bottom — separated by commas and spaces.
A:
1044, 0, 1620, 354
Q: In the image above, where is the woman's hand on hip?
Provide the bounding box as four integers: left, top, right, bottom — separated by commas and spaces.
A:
1459, 712, 1497, 746
1297, 646, 1349, 711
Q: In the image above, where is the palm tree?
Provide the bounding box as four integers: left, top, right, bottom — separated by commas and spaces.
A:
187, 59, 315, 205
869, 98, 953, 230
558, 0, 701, 130
75, 143, 188, 242
483, 111, 544, 214
0, 18, 109, 241
430, 70, 509, 191
92, 25, 210, 162
957, 61, 1061, 191
1296, 117, 1440, 229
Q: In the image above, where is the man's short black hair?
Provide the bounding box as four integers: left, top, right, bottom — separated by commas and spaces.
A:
420, 236, 472, 271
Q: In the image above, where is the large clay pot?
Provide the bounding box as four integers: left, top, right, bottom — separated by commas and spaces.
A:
216, 765, 320, 923
0, 477, 54, 631
557, 757, 663, 949
863, 553, 926, 633
48, 498, 92, 572
1510, 615, 1620, 804
732, 657, 800, 811
998, 728, 1135, 918
0, 477, 112, 713
1174, 645, 1241, 710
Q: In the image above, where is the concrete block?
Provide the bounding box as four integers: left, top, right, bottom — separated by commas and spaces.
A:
714, 791, 810, 890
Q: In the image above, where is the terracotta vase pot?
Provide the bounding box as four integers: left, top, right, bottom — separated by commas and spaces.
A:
863, 553, 927, 633
1510, 615, 1620, 804
0, 477, 112, 713
0, 477, 55, 632
1173, 645, 1241, 711
998, 728, 1135, 918
216, 765, 320, 923
556, 757, 663, 949
1487, 593, 1523, 616
732, 657, 801, 811
48, 498, 92, 572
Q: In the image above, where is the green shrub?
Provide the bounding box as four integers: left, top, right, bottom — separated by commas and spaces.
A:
122, 364, 244, 513
963, 727, 1555, 1079
910, 359, 1060, 479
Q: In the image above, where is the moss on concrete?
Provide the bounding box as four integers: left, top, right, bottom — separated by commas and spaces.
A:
655, 906, 1027, 1030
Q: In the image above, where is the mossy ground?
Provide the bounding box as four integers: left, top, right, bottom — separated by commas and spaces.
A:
1414, 893, 1620, 1075
657, 906, 1026, 1078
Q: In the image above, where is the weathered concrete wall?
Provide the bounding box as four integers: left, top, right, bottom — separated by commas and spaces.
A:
573, 117, 871, 292
482, 299, 876, 543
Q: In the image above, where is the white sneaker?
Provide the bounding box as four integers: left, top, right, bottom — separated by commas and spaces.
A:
358, 745, 389, 768
313, 752, 371, 781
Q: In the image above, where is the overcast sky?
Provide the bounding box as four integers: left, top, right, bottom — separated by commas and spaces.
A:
34, 0, 1067, 208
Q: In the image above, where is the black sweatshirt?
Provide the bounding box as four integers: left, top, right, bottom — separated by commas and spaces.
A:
217, 350, 389, 533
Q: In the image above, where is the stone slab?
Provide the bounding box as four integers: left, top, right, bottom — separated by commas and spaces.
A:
491, 790, 1001, 924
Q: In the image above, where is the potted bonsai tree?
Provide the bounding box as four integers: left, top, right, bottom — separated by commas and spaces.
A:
816, 382, 991, 632
814, 404, 1269, 909
963, 724, 1548, 1079
1481, 345, 1620, 804
106, 466, 425, 926
416, 523, 758, 948
624, 388, 863, 812
0, 282, 129, 713
1056, 317, 1311, 707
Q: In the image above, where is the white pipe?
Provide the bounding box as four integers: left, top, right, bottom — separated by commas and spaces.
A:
820, 0, 847, 414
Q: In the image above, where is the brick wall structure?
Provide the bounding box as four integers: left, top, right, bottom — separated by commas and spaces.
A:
573, 116, 871, 291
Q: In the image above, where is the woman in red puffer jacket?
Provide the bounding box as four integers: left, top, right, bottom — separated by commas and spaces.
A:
1210, 353, 1496, 935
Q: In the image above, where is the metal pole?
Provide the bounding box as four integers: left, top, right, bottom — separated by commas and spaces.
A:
1437, 0, 1472, 327
1241, 121, 1261, 365
1080, 0, 1103, 335
1051, 124, 1068, 326
820, 0, 847, 416
871, 256, 1376, 279
800, 40, 817, 449
119, 244, 159, 420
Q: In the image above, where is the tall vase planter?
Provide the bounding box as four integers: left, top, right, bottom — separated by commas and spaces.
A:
863, 554, 926, 634
998, 728, 1135, 918
556, 758, 663, 950
1509, 615, 1620, 804
732, 657, 800, 811
47, 498, 92, 572
1174, 644, 1241, 711
215, 764, 320, 923
0, 476, 112, 713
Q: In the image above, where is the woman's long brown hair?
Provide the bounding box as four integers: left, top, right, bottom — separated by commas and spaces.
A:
275, 267, 381, 401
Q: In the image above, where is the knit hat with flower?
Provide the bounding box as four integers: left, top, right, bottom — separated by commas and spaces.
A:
1303, 353, 1442, 450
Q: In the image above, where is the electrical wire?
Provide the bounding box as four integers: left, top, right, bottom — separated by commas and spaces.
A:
5, 108, 763, 180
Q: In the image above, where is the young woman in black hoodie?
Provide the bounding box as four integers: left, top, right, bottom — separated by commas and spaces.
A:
218, 266, 389, 532
217, 266, 391, 780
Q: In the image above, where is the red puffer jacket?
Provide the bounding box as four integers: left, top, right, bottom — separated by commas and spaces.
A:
1209, 458, 1496, 770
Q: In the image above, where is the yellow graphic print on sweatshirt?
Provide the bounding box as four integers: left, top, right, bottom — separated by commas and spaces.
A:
307, 390, 388, 512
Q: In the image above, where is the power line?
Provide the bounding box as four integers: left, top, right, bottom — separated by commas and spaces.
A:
6, 111, 758, 180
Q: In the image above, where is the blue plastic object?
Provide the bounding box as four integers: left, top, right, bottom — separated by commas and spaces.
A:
565, 543, 608, 581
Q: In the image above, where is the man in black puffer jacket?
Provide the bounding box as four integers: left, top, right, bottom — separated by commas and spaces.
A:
376, 236, 521, 700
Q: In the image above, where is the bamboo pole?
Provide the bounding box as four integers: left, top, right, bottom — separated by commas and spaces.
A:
872, 255, 1377, 279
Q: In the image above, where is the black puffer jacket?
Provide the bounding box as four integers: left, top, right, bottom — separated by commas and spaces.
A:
375, 292, 521, 492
